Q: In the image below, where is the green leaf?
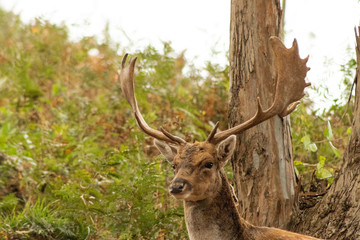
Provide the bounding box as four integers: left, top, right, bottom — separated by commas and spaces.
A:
294, 160, 303, 166
308, 143, 318, 152
301, 135, 311, 145
301, 135, 317, 152
318, 156, 326, 167
316, 167, 333, 179
329, 141, 341, 158
346, 127, 351, 136
316, 155, 333, 179
294, 160, 304, 175
324, 121, 333, 140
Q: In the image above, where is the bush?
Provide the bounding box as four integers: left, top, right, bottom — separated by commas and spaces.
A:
0, 8, 229, 239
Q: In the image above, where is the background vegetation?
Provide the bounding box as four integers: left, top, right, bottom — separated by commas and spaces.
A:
0, 8, 355, 239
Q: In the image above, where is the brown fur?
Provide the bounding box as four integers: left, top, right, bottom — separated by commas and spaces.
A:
155, 137, 323, 240
184, 169, 252, 240
171, 142, 220, 202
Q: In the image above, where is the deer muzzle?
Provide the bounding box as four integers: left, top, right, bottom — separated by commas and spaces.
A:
169, 178, 191, 195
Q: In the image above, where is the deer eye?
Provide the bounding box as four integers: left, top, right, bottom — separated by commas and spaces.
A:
204, 162, 213, 169
172, 164, 176, 170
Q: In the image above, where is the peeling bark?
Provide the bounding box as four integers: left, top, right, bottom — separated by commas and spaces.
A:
229, 0, 296, 228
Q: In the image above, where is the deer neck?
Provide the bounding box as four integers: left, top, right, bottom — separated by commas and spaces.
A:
183, 170, 253, 240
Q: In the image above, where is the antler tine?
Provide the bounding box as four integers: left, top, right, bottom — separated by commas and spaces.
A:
209, 37, 311, 145
160, 127, 186, 144
120, 53, 186, 145
206, 121, 219, 142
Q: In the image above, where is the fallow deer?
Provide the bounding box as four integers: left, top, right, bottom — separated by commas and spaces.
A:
120, 36, 322, 240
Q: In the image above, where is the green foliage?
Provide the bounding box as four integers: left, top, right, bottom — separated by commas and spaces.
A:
301, 135, 318, 152
291, 53, 356, 190
0, 199, 89, 240
0, 6, 355, 239
316, 156, 333, 181
0, 8, 228, 240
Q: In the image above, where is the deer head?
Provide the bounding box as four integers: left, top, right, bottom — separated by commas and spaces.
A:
120, 36, 310, 202
154, 135, 236, 201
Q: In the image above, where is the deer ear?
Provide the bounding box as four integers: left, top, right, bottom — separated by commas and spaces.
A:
216, 135, 236, 166
154, 139, 178, 163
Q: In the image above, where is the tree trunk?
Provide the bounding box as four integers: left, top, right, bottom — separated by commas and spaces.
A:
288, 27, 360, 240
229, 0, 297, 228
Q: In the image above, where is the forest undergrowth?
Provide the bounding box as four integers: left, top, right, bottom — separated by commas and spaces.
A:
0, 9, 355, 240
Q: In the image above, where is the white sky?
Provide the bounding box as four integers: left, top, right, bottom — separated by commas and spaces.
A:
1, 0, 360, 110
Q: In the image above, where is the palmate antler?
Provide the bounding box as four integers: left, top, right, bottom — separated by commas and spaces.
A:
120, 36, 310, 145
207, 36, 311, 144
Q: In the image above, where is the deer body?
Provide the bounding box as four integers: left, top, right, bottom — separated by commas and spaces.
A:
120, 37, 322, 239
184, 170, 321, 240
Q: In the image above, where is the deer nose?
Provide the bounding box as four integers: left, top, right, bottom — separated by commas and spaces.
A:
169, 178, 188, 194
170, 183, 184, 194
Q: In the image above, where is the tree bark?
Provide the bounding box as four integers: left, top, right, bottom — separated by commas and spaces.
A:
288, 27, 360, 240
229, 0, 297, 228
